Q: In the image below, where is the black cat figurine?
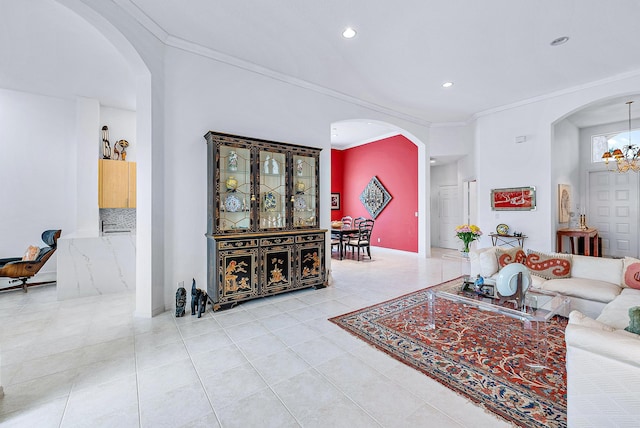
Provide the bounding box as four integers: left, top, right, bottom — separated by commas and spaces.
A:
191, 278, 199, 316
175, 286, 186, 317
197, 290, 207, 318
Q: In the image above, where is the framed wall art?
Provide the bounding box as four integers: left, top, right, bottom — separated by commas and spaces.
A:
360, 176, 392, 219
491, 186, 536, 211
558, 184, 571, 223
331, 193, 340, 210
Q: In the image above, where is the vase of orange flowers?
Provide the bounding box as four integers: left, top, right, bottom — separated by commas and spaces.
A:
455, 224, 482, 253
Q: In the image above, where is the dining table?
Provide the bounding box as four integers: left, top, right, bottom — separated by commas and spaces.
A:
331, 227, 359, 260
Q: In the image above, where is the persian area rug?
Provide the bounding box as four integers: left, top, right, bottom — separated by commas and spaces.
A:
329, 277, 568, 428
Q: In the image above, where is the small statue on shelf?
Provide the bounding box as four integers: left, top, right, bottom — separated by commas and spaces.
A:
228, 150, 238, 171
296, 159, 303, 176
101, 126, 111, 159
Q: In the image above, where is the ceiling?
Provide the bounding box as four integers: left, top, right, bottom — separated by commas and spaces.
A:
3, 0, 640, 148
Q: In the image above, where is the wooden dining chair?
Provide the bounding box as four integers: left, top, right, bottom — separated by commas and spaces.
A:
340, 216, 353, 229
345, 219, 374, 261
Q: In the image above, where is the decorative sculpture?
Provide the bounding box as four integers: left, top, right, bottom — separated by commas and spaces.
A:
175, 286, 186, 317
359, 176, 392, 219
101, 126, 111, 159
190, 278, 207, 318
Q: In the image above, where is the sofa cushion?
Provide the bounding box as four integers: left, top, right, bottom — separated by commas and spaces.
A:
571, 254, 623, 285
597, 288, 640, 330
525, 250, 572, 280
622, 257, 640, 289
569, 310, 616, 332
469, 247, 496, 278
540, 277, 621, 304
495, 247, 526, 269
479, 249, 499, 277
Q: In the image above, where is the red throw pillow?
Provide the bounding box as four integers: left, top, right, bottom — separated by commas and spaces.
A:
622, 257, 640, 289
495, 247, 526, 269
525, 250, 572, 280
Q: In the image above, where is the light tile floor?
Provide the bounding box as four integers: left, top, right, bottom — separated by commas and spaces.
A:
0, 247, 509, 427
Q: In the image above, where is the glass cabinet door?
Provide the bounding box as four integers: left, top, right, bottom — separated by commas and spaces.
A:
292, 155, 317, 228
258, 150, 287, 230
219, 145, 251, 232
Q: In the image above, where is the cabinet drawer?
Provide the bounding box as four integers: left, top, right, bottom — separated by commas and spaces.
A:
218, 239, 259, 250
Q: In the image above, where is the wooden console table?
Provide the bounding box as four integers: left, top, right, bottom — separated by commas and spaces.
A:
556, 228, 599, 257
489, 233, 527, 248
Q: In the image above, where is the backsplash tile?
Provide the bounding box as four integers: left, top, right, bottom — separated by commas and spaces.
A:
100, 208, 136, 232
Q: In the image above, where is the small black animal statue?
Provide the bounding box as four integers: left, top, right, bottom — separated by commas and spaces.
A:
175, 286, 186, 317
197, 290, 207, 318
191, 278, 207, 318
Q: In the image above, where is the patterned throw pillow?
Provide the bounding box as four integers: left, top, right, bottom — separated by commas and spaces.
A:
495, 247, 527, 269
525, 250, 572, 280
622, 257, 640, 289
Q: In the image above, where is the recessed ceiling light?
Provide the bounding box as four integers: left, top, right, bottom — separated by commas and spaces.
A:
430, 158, 436, 164
442, 82, 454, 88
550, 36, 569, 46
332, 133, 338, 137
342, 27, 357, 39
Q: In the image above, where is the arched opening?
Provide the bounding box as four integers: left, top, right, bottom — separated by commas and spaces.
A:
552, 93, 640, 258
0, 0, 156, 316
329, 119, 429, 257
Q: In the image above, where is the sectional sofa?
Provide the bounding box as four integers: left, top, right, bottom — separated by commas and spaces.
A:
469, 246, 640, 427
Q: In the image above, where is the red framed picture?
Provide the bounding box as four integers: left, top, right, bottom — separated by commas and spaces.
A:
491, 186, 536, 211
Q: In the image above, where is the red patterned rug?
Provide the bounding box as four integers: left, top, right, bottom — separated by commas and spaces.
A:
329, 277, 567, 428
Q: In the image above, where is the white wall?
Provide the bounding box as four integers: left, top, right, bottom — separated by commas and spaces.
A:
552, 119, 580, 230
0, 88, 77, 286
475, 76, 640, 252
161, 46, 431, 307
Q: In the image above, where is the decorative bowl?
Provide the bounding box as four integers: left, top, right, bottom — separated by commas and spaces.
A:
331, 221, 343, 228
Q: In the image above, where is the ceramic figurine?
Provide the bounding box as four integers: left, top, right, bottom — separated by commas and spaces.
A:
296, 159, 303, 176
474, 275, 484, 293
175, 286, 186, 317
228, 150, 238, 171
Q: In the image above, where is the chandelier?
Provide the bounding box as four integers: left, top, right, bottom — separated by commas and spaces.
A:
602, 101, 640, 173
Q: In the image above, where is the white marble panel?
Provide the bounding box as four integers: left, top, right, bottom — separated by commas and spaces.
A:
56, 233, 135, 300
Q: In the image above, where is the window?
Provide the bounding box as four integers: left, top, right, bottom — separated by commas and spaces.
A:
592, 129, 640, 163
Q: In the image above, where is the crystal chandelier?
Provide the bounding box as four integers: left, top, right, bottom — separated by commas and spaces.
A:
602, 101, 640, 173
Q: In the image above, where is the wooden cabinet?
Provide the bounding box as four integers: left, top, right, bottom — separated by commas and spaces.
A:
98, 160, 136, 208
204, 131, 326, 310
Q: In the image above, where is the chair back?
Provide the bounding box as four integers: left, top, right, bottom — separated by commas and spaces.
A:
353, 217, 366, 228
357, 219, 374, 242
341, 216, 353, 229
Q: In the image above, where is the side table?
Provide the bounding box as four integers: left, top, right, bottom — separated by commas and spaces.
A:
556, 228, 599, 257
489, 233, 527, 248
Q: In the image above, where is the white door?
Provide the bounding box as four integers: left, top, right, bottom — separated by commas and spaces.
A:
588, 171, 639, 258
438, 185, 460, 249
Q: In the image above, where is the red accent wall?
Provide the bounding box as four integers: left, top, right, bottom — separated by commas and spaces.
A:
331, 135, 418, 252
331, 149, 344, 220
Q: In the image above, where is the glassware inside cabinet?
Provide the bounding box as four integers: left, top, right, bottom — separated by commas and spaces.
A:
292, 155, 316, 228
259, 150, 286, 230
219, 145, 251, 232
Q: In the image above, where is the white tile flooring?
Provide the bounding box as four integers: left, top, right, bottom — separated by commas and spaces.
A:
0, 247, 509, 427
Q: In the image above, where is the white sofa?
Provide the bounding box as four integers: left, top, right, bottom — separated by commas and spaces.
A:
470, 247, 640, 427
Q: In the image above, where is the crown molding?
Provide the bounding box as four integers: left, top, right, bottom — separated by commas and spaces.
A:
113, 0, 169, 42
164, 35, 432, 128
472, 68, 640, 121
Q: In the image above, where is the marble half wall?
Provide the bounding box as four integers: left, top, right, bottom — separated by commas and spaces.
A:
57, 233, 135, 300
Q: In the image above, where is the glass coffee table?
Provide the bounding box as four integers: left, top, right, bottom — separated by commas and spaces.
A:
426, 283, 570, 371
